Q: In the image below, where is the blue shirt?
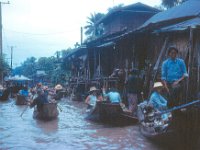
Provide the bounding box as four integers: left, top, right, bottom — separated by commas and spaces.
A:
161, 58, 188, 83
88, 95, 97, 106
19, 90, 29, 97
149, 92, 167, 110
103, 91, 121, 103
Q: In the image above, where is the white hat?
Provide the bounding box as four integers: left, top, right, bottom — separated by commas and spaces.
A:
55, 84, 63, 90
153, 82, 163, 89
89, 86, 99, 93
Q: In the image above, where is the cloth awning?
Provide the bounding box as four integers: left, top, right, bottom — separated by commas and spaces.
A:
5, 75, 31, 81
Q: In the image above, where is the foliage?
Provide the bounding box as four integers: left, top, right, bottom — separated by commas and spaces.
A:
12, 48, 74, 86
84, 12, 105, 41
0, 54, 9, 75
161, 0, 188, 9
14, 57, 36, 78
107, 4, 124, 13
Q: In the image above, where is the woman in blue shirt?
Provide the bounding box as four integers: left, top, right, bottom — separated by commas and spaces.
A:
149, 82, 170, 120
161, 46, 188, 107
85, 86, 103, 107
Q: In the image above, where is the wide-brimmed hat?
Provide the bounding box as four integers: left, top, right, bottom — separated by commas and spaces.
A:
43, 86, 49, 90
37, 82, 42, 87
55, 84, 63, 90
88, 86, 99, 93
153, 82, 163, 89
167, 46, 178, 55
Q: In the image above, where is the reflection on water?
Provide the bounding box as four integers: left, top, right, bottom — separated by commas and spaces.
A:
0, 98, 164, 150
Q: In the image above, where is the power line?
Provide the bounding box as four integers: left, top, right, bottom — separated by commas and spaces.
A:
3, 28, 79, 36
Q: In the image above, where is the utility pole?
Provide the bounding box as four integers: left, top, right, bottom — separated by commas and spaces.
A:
80, 27, 83, 45
0, 1, 9, 86
0, 1, 9, 56
10, 46, 13, 71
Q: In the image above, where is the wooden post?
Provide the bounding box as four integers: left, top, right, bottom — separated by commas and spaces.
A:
148, 37, 169, 97
197, 44, 200, 97
186, 27, 194, 102
98, 50, 101, 76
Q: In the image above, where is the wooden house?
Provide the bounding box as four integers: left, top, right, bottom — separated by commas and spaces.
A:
134, 0, 200, 101
97, 2, 160, 36
87, 2, 160, 79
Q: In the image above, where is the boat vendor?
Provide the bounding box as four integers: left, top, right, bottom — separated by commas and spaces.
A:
29, 88, 49, 112
149, 82, 170, 121
55, 84, 63, 94
161, 46, 188, 107
85, 86, 103, 107
102, 87, 121, 103
19, 85, 29, 97
149, 82, 168, 110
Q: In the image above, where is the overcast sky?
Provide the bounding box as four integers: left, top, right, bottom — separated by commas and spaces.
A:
2, 0, 161, 67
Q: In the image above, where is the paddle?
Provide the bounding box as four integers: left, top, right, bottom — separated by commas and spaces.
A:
157, 99, 200, 115
57, 104, 63, 112
20, 105, 29, 117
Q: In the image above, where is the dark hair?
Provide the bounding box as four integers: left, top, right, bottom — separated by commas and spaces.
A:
167, 46, 178, 55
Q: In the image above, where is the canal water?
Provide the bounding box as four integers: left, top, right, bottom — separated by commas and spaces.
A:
0, 98, 165, 150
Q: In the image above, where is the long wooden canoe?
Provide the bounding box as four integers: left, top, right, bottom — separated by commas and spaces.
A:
33, 102, 59, 120
16, 94, 28, 105
85, 101, 138, 125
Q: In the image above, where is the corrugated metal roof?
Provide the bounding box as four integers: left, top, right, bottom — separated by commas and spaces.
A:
141, 0, 200, 29
154, 17, 200, 33
97, 41, 115, 48
98, 2, 160, 24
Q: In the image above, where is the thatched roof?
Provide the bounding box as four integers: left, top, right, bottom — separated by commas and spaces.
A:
140, 0, 200, 30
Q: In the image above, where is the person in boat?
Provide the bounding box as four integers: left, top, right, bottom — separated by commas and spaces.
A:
29, 88, 49, 112
125, 68, 142, 115
85, 86, 103, 108
19, 85, 29, 97
55, 84, 63, 94
149, 82, 171, 121
102, 86, 121, 104
149, 82, 168, 110
43, 86, 49, 97
161, 46, 188, 107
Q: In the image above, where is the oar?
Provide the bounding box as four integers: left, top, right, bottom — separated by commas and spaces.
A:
57, 104, 62, 112
20, 106, 29, 117
157, 99, 200, 115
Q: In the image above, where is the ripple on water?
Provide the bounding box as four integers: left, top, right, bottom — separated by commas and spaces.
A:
0, 98, 165, 150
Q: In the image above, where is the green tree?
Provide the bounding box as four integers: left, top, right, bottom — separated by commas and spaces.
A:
107, 4, 124, 13
0, 54, 9, 77
84, 12, 105, 41
19, 57, 37, 78
162, 0, 187, 9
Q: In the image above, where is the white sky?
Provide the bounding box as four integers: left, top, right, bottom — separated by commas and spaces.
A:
2, 0, 161, 67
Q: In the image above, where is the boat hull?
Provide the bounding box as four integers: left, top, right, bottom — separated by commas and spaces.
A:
16, 94, 28, 105
85, 101, 138, 125
33, 103, 59, 120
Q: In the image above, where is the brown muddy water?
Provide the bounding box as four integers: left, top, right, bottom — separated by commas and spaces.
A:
0, 98, 165, 150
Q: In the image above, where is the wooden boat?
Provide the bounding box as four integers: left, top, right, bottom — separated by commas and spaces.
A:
85, 101, 138, 125
33, 102, 59, 120
16, 94, 28, 105
137, 100, 200, 149
0, 88, 10, 101
54, 90, 67, 100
